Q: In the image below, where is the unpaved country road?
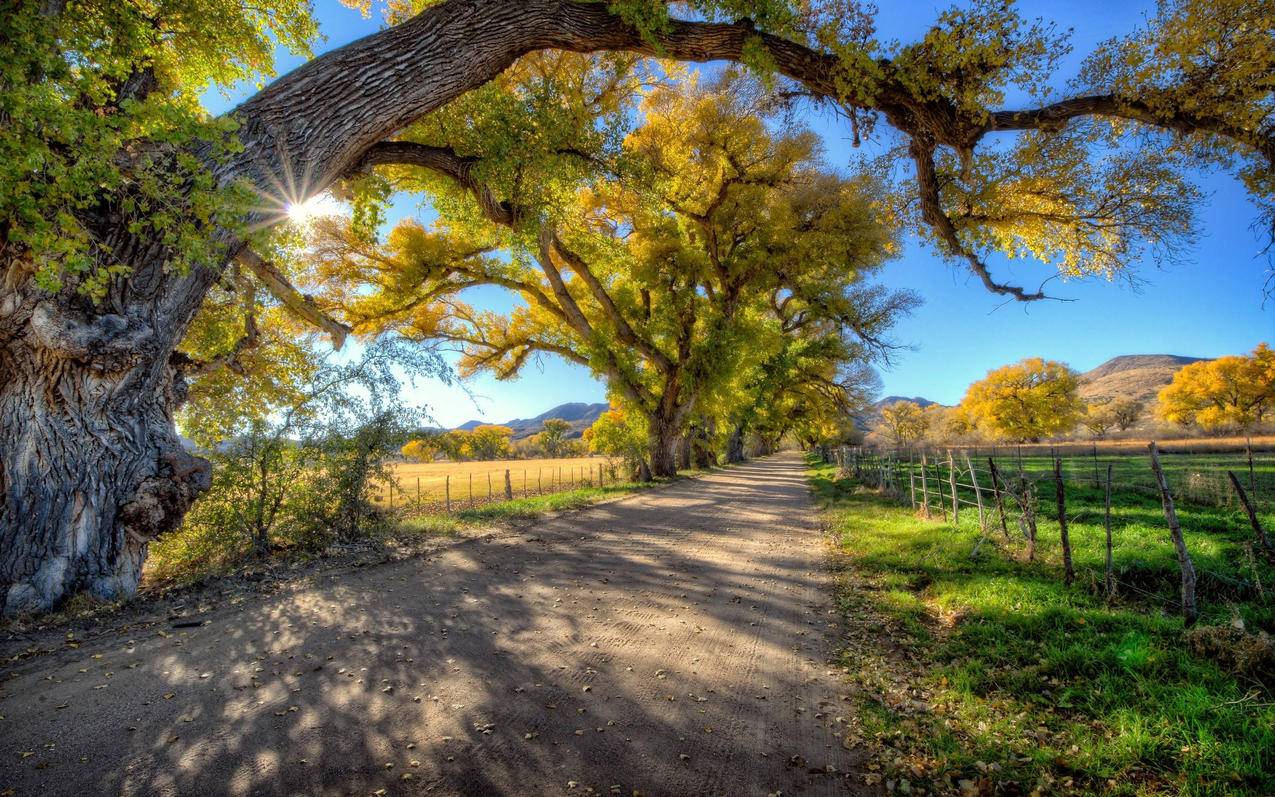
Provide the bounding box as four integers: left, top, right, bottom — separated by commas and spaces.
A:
1, 453, 865, 796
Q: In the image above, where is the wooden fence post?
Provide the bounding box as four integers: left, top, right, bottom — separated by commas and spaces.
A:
389, 481, 394, 510
935, 454, 949, 523
1104, 463, 1115, 599
1092, 444, 1100, 489
445, 475, 451, 512
524, 469, 528, 497
1149, 442, 1199, 625
909, 471, 917, 510
920, 452, 931, 519
468, 473, 473, 506
988, 458, 1010, 539
1054, 457, 1074, 586
1021, 477, 1037, 560
504, 469, 513, 500
965, 452, 985, 531
948, 450, 959, 523
1227, 470, 1275, 560
416, 476, 421, 505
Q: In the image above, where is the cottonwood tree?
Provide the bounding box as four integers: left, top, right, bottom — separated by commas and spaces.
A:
3, 0, 1272, 612
536, 419, 575, 458
1159, 343, 1275, 432
313, 71, 898, 475
960, 357, 1083, 441
879, 401, 930, 448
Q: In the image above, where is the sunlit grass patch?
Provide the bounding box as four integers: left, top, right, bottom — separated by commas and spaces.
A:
809, 458, 1275, 796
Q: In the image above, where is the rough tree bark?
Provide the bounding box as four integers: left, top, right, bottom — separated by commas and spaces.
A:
4, 0, 1270, 613
725, 424, 746, 464
648, 416, 680, 479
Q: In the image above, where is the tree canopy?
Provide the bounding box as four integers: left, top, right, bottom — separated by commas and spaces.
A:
959, 357, 1083, 441
1159, 343, 1275, 432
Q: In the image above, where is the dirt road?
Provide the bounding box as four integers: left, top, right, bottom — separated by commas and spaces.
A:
1, 453, 864, 796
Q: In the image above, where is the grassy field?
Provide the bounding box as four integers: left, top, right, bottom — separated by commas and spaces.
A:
809, 457, 1275, 796
385, 455, 614, 506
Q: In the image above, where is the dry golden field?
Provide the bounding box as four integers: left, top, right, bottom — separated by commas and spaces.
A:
384, 455, 613, 507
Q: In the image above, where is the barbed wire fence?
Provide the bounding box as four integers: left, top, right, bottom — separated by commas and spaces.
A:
817, 442, 1275, 624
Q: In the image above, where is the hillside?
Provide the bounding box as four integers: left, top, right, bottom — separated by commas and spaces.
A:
875, 396, 938, 409
455, 401, 609, 439
1078, 354, 1207, 405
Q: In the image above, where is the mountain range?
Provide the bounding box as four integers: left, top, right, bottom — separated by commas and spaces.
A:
454, 402, 609, 439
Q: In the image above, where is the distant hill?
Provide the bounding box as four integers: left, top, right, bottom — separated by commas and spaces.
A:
858, 395, 941, 432
874, 396, 938, 409
454, 402, 609, 440
1078, 354, 1208, 406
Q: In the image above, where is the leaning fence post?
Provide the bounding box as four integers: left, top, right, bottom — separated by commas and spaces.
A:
935, 454, 949, 523
948, 450, 959, 523
1104, 463, 1115, 600
504, 469, 513, 500
965, 452, 985, 531
1054, 457, 1074, 586
1227, 470, 1275, 561
445, 475, 451, 512
1148, 442, 1199, 625
988, 458, 1010, 540
920, 452, 931, 519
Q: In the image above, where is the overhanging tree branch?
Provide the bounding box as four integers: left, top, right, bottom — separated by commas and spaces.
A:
234, 247, 351, 348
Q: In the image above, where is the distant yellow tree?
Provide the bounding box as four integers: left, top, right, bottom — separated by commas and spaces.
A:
538, 418, 574, 458
960, 358, 1082, 442
1080, 401, 1118, 440
400, 438, 438, 462
466, 425, 514, 460
924, 404, 975, 445
1158, 344, 1275, 432
878, 401, 929, 447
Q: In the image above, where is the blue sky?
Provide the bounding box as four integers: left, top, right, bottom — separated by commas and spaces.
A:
205, 0, 1273, 425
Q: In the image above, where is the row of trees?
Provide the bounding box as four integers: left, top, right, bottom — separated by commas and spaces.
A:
401, 418, 584, 462
879, 344, 1275, 445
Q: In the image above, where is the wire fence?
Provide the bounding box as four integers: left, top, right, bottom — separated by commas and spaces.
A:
824, 442, 1275, 514
817, 442, 1275, 623
373, 460, 624, 514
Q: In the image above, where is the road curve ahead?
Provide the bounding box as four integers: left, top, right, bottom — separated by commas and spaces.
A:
1, 452, 865, 796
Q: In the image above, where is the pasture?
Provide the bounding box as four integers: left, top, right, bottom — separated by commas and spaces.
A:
810, 457, 1275, 795
386, 455, 615, 508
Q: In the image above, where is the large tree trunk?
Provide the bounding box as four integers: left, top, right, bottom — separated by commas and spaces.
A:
726, 424, 746, 464
690, 422, 715, 469
677, 435, 692, 471
1, 244, 214, 613
648, 416, 679, 479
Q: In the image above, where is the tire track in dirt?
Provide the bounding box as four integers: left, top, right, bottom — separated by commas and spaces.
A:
0, 453, 868, 796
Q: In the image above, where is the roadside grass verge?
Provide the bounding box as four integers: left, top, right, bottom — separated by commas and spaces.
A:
808, 459, 1275, 796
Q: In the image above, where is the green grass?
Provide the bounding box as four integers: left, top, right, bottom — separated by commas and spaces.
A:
809, 457, 1275, 796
